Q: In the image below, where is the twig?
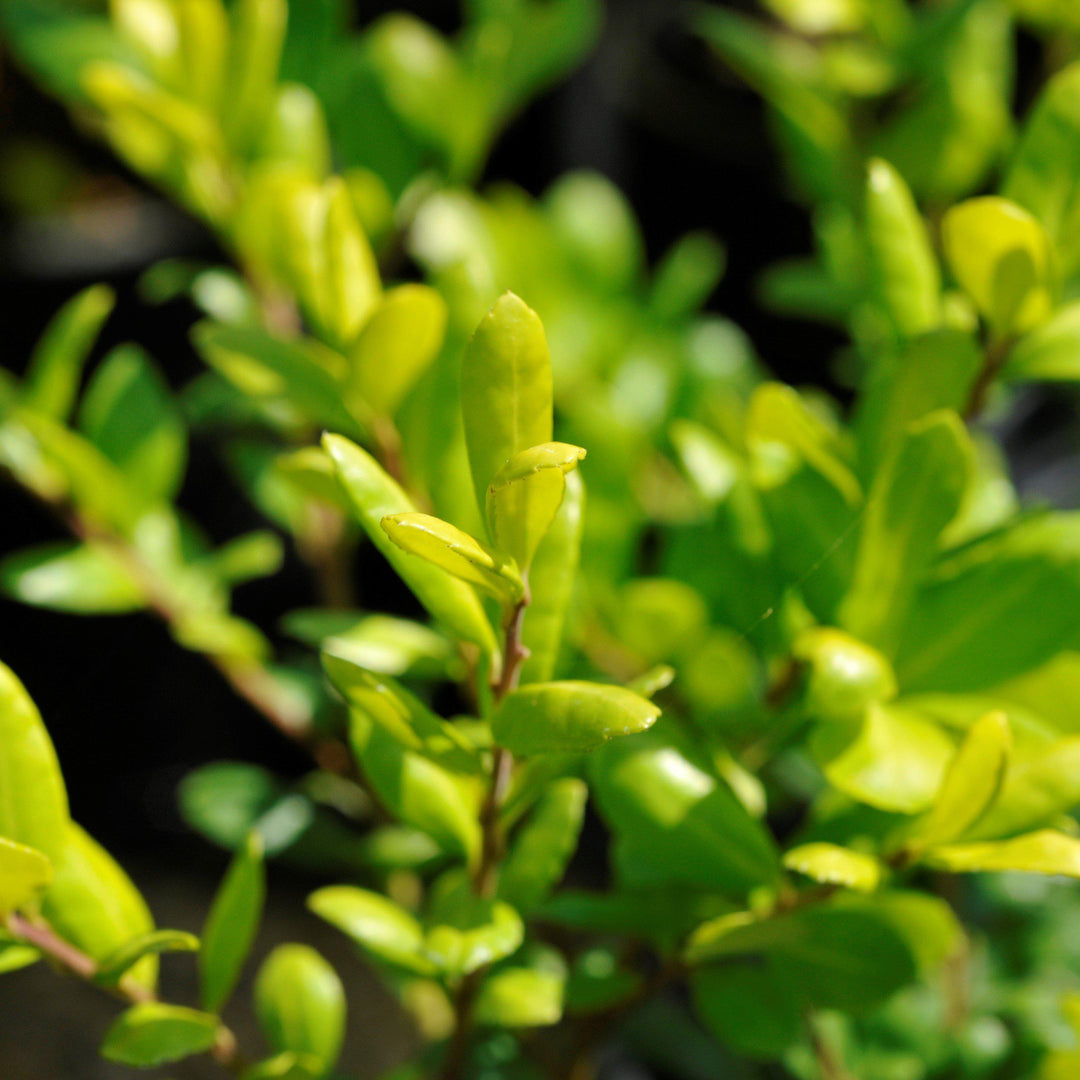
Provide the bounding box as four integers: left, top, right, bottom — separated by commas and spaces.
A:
6, 912, 248, 1077
964, 335, 1015, 420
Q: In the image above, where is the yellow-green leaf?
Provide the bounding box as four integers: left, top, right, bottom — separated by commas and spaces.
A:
782, 843, 881, 893
942, 196, 1057, 335
0, 836, 52, 914
926, 829, 1080, 877
461, 293, 553, 511
473, 968, 564, 1028
485, 442, 587, 573
101, 1003, 220, 1068
323, 434, 497, 655
381, 512, 525, 605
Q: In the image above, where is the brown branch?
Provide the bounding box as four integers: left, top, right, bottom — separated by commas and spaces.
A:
964, 335, 1015, 420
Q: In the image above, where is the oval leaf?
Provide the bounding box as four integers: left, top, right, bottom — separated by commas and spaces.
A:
782, 843, 881, 893
101, 1003, 220, 1068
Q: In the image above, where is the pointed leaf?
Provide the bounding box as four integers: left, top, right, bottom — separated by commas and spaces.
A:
199, 831, 265, 1012
323, 434, 497, 655
381, 512, 524, 605
926, 829, 1080, 877
491, 681, 659, 757
321, 176, 381, 346
96, 929, 199, 986
461, 293, 553, 510
101, 1003, 220, 1067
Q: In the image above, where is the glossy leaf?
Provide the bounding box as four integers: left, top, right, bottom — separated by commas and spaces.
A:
839, 410, 972, 653
491, 681, 659, 757
308, 885, 436, 975
423, 875, 524, 978
96, 929, 199, 987
101, 1003, 220, 1068
473, 968, 564, 1028
381, 512, 525, 605
1002, 300, 1080, 382
323, 434, 497, 655
498, 778, 587, 912
349, 285, 447, 414
21, 284, 114, 420
782, 843, 881, 893
254, 944, 345, 1072
908, 711, 1011, 849
792, 627, 897, 725
942, 196, 1056, 336
0, 837, 52, 915
461, 292, 553, 510
485, 442, 586, 572
926, 830, 1080, 877
199, 832, 266, 1013
0, 661, 69, 860
865, 158, 940, 336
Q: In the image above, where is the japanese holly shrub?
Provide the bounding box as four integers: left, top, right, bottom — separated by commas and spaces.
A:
3, 1, 1080, 1078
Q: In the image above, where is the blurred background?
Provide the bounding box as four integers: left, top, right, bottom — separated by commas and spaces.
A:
0, 1, 1075, 1076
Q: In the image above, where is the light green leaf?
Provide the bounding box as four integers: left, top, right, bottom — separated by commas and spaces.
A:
591, 730, 782, 898
0, 542, 145, 614
907, 711, 1011, 849
473, 968, 564, 1028
223, 0, 287, 157
792, 627, 897, 725
78, 344, 186, 501
423, 875, 524, 977
254, 945, 345, 1072
323, 434, 497, 655
321, 176, 381, 346
349, 285, 447, 415
816, 702, 955, 814
0, 836, 52, 915
1002, 62, 1080, 278
381, 512, 524, 606
839, 411, 972, 653
649, 230, 725, 321
96, 929, 199, 986
485, 442, 586, 572
199, 832, 265, 1013
1002, 300, 1080, 382
204, 531, 283, 586
926, 829, 1080, 877
0, 660, 69, 860
461, 292, 553, 511
498, 778, 587, 913
308, 886, 436, 975
261, 81, 330, 174
177, 0, 229, 112
101, 1003, 220, 1068
519, 469, 584, 685
21, 284, 114, 420
782, 843, 881, 893
865, 158, 941, 337
491, 681, 659, 757
41, 823, 157, 991
942, 196, 1057, 336
240, 1052, 324, 1080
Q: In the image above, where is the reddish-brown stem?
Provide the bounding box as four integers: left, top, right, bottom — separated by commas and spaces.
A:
964, 335, 1015, 420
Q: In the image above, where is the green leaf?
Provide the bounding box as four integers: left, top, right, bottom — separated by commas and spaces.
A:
491, 681, 660, 757
473, 968, 564, 1028
381, 512, 525, 605
101, 1003, 220, 1068
485, 442, 586, 573
0, 542, 145, 613
815, 702, 955, 814
204, 531, 283, 586
907, 711, 1011, 849
895, 514, 1080, 693
78, 344, 187, 501
519, 469, 584, 684
308, 885, 436, 975
839, 411, 973, 653
461, 292, 553, 511
254, 945, 345, 1072
262, 83, 331, 175
649, 230, 726, 321
349, 712, 482, 866
925, 829, 1080, 877
591, 729, 782, 898
864, 158, 941, 337
95, 929, 199, 986
199, 832, 266, 1013
0, 660, 69, 860
0, 837, 52, 915
41, 823, 157, 990
1002, 62, 1080, 278
782, 843, 881, 893
942, 196, 1057, 336
792, 627, 897, 725
320, 176, 382, 346
323, 434, 497, 655
222, 0, 287, 157
498, 778, 587, 913
1002, 300, 1080, 382
194, 324, 365, 438
423, 874, 524, 977
686, 901, 916, 1012
21, 284, 114, 420
240, 1052, 324, 1080
349, 285, 447, 415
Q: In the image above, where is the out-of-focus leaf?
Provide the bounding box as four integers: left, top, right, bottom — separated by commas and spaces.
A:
793, 627, 897, 725
223, 0, 287, 157
926, 829, 1080, 877
473, 967, 564, 1028
0, 541, 144, 614
95, 930, 199, 987
101, 1003, 220, 1068
1003, 300, 1080, 382
424, 873, 524, 977
691, 963, 801, 1060
782, 843, 881, 892
0, 837, 52, 915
